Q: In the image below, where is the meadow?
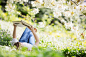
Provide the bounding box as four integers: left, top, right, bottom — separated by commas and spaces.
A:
0, 0, 86, 57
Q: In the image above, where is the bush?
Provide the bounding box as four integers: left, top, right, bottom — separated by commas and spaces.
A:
62, 48, 86, 57
0, 28, 12, 46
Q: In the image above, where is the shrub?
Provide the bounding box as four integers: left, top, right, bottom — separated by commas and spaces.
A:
62, 48, 86, 57
0, 28, 12, 46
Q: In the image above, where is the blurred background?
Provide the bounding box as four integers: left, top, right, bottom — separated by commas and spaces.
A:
0, 0, 86, 57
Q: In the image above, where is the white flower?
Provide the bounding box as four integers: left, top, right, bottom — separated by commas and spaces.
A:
31, 1, 36, 7
38, 22, 45, 28
31, 8, 39, 14
84, 35, 86, 39
5, 4, 15, 12
65, 22, 74, 29
53, 12, 61, 18
36, 0, 43, 4
7, 0, 14, 3
23, 0, 28, 2
64, 11, 71, 17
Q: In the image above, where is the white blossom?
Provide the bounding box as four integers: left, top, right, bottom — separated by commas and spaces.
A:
31, 8, 39, 14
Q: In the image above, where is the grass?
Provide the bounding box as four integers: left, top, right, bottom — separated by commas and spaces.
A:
0, 20, 86, 57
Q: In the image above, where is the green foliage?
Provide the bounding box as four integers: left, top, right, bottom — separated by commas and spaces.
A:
0, 29, 12, 46
0, 3, 34, 22
1, 45, 86, 57
0, 46, 64, 57
62, 48, 86, 57
35, 8, 53, 23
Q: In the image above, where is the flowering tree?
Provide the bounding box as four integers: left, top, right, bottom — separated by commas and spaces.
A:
0, 0, 86, 38
3, 0, 85, 24
31, 0, 85, 28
